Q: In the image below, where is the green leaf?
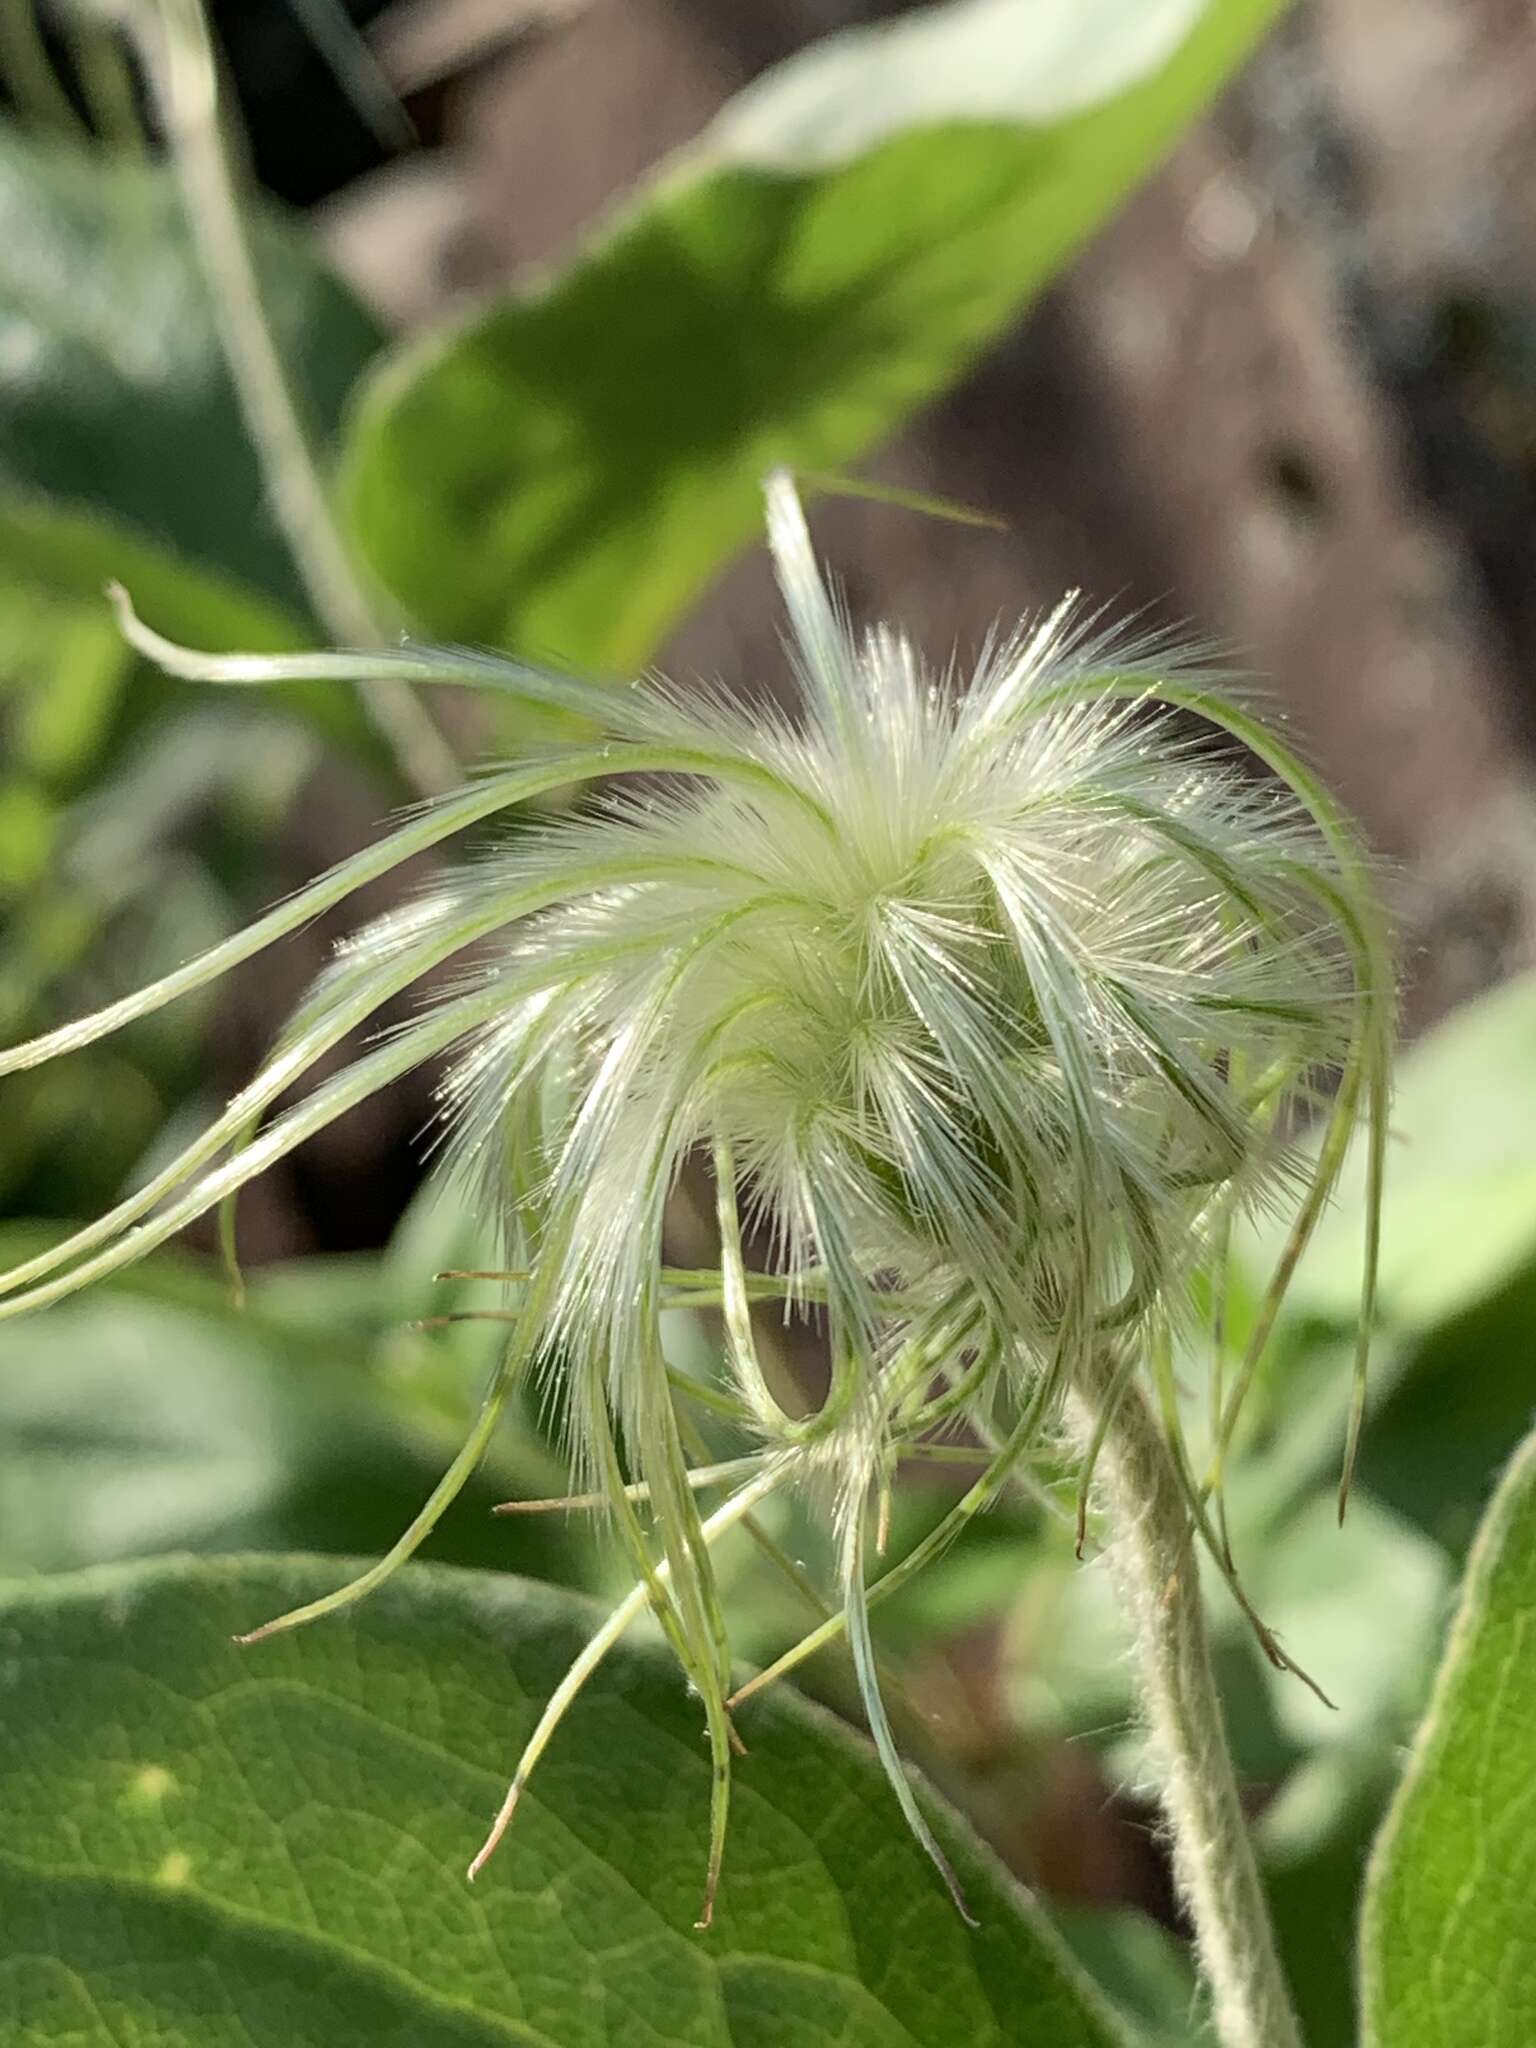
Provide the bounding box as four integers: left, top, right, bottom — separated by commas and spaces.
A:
0, 1231, 580, 1585
1360, 1426, 1536, 2048
1245, 968, 1536, 1336
1339, 1258, 1536, 1559
341, 0, 1281, 668
1247, 1490, 1449, 1751
1223, 973, 1536, 1555
0, 448, 395, 782
1052, 1904, 1207, 2047
0, 572, 128, 790
0, 1554, 1122, 2047
0, 493, 310, 655
0, 124, 381, 613
1260, 1745, 1401, 2048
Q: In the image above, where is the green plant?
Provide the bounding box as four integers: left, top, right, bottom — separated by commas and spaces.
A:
4, 5, 1532, 2047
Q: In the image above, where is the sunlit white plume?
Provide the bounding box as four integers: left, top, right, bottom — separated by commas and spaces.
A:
0, 475, 1391, 1924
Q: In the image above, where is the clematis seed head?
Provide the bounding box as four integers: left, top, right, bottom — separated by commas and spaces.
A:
0, 475, 1391, 1924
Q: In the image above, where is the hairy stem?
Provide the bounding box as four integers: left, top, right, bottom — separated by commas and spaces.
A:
1069, 1351, 1303, 2048
132, 0, 459, 796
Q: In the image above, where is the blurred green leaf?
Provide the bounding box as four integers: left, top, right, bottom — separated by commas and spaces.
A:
0, 492, 307, 652
0, 1227, 580, 1585
1248, 969, 1536, 1336
0, 703, 319, 1210
1360, 1426, 1536, 2048
1343, 1259, 1536, 1559
0, 138, 397, 806
342, 0, 1282, 667
0, 123, 382, 612
0, 493, 387, 759
0, 521, 390, 1208
875, 1470, 1045, 1647
1006, 1539, 1138, 1748
0, 778, 57, 892
1241, 1499, 1451, 2048
1053, 1905, 1207, 2048
1260, 1745, 1400, 2048
0, 573, 127, 785
0, 504, 395, 1213
0, 1554, 1124, 2048
1248, 1490, 1449, 1751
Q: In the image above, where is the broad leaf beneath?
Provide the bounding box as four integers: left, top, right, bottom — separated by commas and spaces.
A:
341, 0, 1282, 668
0, 1553, 1121, 2047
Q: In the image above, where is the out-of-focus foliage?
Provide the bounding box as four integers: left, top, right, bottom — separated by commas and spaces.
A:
341, 0, 1283, 668
1052, 1907, 1206, 2048
0, 1183, 585, 1587
1360, 1427, 1536, 2048
4, 0, 1535, 2041
0, 1554, 1122, 2048
0, 124, 380, 612
1001, 970, 1536, 2046
0, 120, 391, 1210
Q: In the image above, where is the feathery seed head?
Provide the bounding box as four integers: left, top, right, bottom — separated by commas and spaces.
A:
5, 477, 1392, 1923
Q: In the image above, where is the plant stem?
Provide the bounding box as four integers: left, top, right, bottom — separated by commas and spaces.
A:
1069, 1350, 1303, 2048
132, 0, 459, 797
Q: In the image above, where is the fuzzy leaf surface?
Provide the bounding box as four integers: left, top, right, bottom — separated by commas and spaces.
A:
0, 1553, 1121, 2047
341, 0, 1282, 667
1360, 1426, 1536, 2047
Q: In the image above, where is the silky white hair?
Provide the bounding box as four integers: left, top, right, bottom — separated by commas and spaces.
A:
0, 476, 1392, 1923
